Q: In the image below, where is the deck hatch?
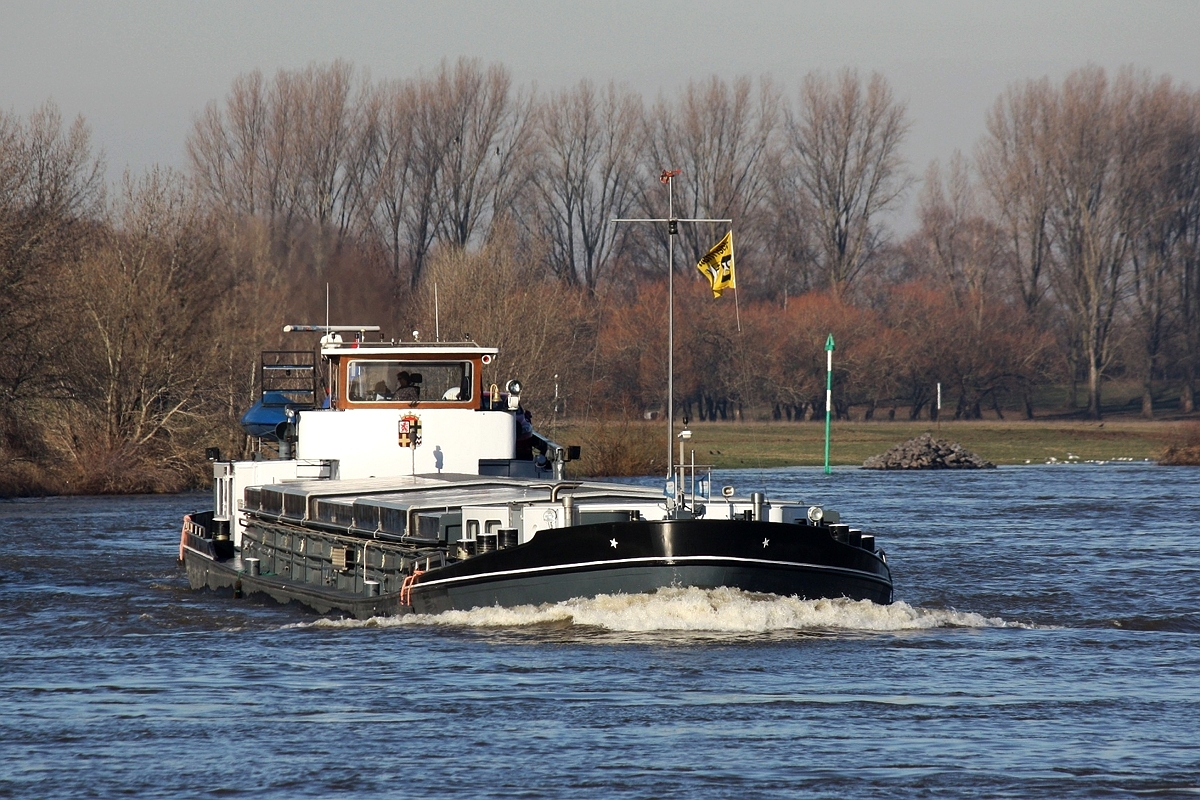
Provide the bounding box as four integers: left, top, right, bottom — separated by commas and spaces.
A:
415, 514, 441, 540
244, 487, 262, 511
352, 501, 381, 531
283, 492, 306, 518
379, 506, 407, 536
260, 487, 284, 514
314, 499, 355, 526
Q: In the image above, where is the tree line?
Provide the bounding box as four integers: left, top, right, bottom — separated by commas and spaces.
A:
2, 59, 1198, 493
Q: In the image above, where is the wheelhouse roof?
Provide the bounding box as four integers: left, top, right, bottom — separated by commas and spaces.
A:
321, 341, 499, 359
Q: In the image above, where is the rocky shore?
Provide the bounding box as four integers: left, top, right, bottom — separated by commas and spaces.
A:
862, 433, 996, 470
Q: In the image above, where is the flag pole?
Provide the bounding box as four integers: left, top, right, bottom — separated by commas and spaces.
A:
824, 333, 835, 475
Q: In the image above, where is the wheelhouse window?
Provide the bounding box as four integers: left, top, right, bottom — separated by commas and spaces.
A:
346, 360, 473, 403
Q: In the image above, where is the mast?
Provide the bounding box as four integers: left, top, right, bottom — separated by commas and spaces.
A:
614, 171, 731, 512
666, 173, 675, 480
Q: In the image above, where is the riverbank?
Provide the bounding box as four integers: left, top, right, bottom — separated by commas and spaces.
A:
2, 418, 1192, 498
545, 419, 1191, 474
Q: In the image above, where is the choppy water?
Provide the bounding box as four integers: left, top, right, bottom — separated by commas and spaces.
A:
1, 464, 1198, 798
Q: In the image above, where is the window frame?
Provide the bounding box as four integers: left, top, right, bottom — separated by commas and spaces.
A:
338, 357, 478, 409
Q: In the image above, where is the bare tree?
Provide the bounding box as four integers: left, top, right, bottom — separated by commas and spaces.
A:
641, 76, 783, 278
359, 78, 419, 282
290, 60, 369, 242
61, 168, 224, 488
1174, 90, 1200, 413
786, 69, 911, 297
434, 59, 534, 250
975, 77, 1061, 416
977, 77, 1057, 316
360, 58, 537, 289
398, 72, 453, 288
0, 103, 104, 461
534, 79, 644, 292
1045, 67, 1142, 419
1122, 75, 1197, 418
188, 68, 299, 229
760, 163, 818, 302
478, 72, 538, 243
188, 61, 371, 257
188, 71, 267, 219
914, 154, 1007, 319
907, 157, 1047, 419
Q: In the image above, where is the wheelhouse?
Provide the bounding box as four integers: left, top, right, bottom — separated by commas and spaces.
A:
322, 341, 496, 411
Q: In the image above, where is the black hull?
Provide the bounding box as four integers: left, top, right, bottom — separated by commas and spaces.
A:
182, 517, 892, 620
411, 561, 889, 614
409, 519, 891, 613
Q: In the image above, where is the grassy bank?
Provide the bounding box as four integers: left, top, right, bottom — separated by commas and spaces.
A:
545, 419, 1184, 473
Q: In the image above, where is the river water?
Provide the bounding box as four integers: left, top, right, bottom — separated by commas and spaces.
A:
1, 464, 1197, 798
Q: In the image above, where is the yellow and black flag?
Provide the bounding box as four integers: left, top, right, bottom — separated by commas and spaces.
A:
697, 231, 735, 298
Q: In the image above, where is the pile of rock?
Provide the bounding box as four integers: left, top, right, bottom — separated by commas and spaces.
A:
862, 433, 995, 470
1159, 423, 1200, 466
1159, 443, 1200, 466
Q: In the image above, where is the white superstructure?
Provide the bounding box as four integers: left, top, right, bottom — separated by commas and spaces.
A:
214, 329, 564, 548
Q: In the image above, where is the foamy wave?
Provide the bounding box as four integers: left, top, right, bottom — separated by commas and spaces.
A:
291, 587, 1023, 634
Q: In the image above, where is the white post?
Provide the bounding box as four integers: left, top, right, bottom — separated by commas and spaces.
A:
823, 334, 835, 474
826, 350, 833, 406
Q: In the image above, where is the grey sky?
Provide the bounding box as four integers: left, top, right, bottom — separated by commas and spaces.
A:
4, 0, 1198, 225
